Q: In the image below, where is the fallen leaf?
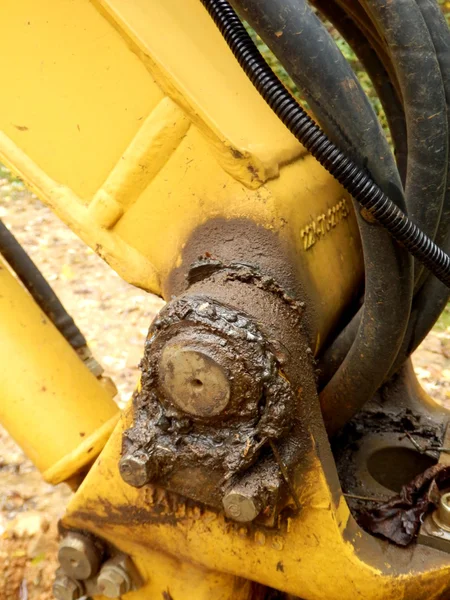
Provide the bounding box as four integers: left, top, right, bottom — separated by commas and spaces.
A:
360, 464, 450, 546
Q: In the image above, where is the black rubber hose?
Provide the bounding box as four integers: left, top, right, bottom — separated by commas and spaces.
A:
335, 0, 403, 100
308, 0, 408, 386
414, 0, 450, 259
336, 0, 449, 277
308, 0, 450, 386
362, 0, 448, 286
0, 220, 86, 350
311, 0, 408, 183
227, 0, 412, 433
200, 1, 450, 289
385, 0, 450, 374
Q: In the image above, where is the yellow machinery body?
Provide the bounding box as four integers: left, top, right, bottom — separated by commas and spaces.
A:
0, 1, 449, 599
0, 0, 363, 351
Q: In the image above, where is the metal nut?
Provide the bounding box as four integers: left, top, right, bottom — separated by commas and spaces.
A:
223, 490, 261, 523
119, 453, 157, 487
58, 532, 101, 580
97, 563, 132, 598
52, 574, 84, 600
433, 491, 450, 531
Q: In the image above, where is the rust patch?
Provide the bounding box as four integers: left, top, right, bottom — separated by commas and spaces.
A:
360, 207, 378, 224
71, 498, 181, 528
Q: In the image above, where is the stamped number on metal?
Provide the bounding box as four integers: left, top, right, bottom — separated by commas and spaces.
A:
300, 198, 350, 251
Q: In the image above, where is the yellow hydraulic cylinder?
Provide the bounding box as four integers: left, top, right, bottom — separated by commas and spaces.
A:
0, 257, 119, 484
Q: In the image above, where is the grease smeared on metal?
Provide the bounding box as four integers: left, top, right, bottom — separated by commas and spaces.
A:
187, 258, 305, 318
122, 293, 296, 499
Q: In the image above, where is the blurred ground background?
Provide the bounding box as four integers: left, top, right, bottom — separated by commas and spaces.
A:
2, 3, 450, 598
0, 172, 164, 600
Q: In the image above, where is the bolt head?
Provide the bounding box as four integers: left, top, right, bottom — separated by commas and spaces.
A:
58, 533, 100, 580
223, 491, 261, 523
97, 565, 131, 598
52, 575, 83, 600
119, 454, 156, 487
435, 492, 450, 531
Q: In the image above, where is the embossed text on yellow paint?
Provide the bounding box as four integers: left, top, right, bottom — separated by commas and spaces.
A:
301, 198, 350, 251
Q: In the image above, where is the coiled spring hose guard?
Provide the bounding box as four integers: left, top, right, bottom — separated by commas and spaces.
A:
200, 0, 450, 288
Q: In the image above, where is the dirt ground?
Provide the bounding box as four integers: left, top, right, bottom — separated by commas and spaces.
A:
1, 169, 450, 599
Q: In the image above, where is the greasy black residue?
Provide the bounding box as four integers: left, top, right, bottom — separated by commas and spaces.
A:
187, 258, 305, 318
71, 496, 183, 528
333, 398, 446, 524
123, 292, 297, 501
121, 222, 321, 515
163, 218, 316, 343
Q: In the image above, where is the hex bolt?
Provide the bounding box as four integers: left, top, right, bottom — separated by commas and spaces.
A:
435, 492, 450, 531
97, 561, 132, 598
119, 452, 157, 488
58, 532, 101, 580
52, 573, 84, 600
223, 489, 262, 523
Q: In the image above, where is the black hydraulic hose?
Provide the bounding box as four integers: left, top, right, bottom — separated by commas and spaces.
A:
362, 0, 448, 286
311, 0, 408, 183
385, 0, 450, 374
414, 0, 450, 258
0, 220, 86, 350
308, 0, 450, 385
200, 0, 450, 286
242, 0, 410, 402
335, 0, 403, 101
227, 0, 412, 433
414, 0, 450, 259
308, 0, 408, 386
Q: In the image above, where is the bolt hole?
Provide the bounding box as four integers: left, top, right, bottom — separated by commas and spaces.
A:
367, 446, 435, 493
191, 378, 203, 388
